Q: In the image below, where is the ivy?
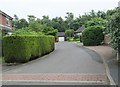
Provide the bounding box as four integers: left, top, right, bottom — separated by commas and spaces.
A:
108, 7, 120, 50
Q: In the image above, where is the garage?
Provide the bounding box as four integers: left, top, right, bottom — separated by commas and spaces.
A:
58, 32, 65, 42
58, 37, 65, 42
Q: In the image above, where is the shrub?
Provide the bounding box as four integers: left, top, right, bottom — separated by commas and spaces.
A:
3, 35, 55, 63
86, 17, 108, 33
74, 34, 79, 39
82, 25, 104, 46
80, 35, 83, 42
73, 35, 80, 41
15, 27, 44, 36
65, 29, 74, 38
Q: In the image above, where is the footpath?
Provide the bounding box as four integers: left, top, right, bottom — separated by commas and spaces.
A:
85, 45, 118, 86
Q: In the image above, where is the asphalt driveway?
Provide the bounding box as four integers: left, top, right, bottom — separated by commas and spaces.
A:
3, 42, 106, 74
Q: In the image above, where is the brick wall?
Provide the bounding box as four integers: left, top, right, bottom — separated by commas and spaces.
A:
0, 14, 12, 28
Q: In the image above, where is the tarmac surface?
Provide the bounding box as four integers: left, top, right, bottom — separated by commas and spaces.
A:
2, 42, 109, 85
85, 45, 118, 86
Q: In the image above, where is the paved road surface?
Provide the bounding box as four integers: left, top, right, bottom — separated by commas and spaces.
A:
3, 42, 106, 74
2, 42, 108, 85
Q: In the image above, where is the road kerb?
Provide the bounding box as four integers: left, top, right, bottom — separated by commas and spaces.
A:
2, 73, 109, 85
83, 45, 116, 85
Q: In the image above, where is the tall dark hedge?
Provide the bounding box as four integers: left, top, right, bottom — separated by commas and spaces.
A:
82, 25, 104, 46
3, 35, 55, 63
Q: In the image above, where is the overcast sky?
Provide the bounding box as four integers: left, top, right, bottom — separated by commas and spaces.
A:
0, 0, 119, 19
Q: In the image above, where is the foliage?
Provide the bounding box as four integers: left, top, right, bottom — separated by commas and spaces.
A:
65, 12, 74, 29
13, 14, 19, 28
106, 7, 120, 60
28, 15, 36, 23
73, 34, 80, 41
13, 10, 109, 34
52, 17, 65, 32
80, 34, 83, 42
13, 15, 28, 29
65, 29, 74, 38
15, 27, 32, 34
0, 57, 4, 64
81, 16, 107, 46
3, 35, 55, 63
28, 21, 44, 32
41, 15, 52, 27
46, 29, 58, 41
82, 25, 104, 46
1, 29, 6, 36
74, 34, 79, 39
67, 37, 74, 42
15, 28, 44, 36
107, 7, 120, 50
18, 19, 28, 28
86, 17, 108, 33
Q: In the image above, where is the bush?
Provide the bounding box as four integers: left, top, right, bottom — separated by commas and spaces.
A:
80, 35, 83, 42
65, 29, 74, 38
86, 17, 107, 33
3, 35, 55, 63
74, 34, 79, 39
73, 35, 80, 41
82, 25, 104, 46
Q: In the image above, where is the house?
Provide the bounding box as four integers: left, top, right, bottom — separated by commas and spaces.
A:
58, 32, 65, 42
0, 10, 13, 34
75, 25, 85, 35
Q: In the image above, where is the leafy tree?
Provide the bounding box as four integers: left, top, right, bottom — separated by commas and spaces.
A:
107, 7, 120, 60
52, 17, 65, 32
52, 17, 61, 31
18, 18, 28, 29
28, 15, 36, 23
65, 29, 74, 37
13, 14, 19, 29
97, 11, 106, 19
60, 22, 68, 32
13, 15, 28, 29
41, 15, 52, 27
46, 28, 58, 36
89, 10, 96, 18
28, 21, 43, 32
42, 26, 58, 41
86, 17, 108, 33
65, 12, 74, 29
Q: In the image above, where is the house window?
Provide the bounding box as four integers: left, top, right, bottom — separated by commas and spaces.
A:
6, 18, 10, 26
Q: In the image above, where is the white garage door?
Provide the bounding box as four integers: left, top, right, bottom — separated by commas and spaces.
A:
58, 37, 65, 42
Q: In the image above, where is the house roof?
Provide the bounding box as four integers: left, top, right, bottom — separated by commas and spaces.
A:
75, 25, 85, 33
0, 10, 13, 20
58, 32, 65, 37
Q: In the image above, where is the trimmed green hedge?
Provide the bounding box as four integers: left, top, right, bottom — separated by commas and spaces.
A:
82, 25, 104, 46
3, 35, 55, 63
